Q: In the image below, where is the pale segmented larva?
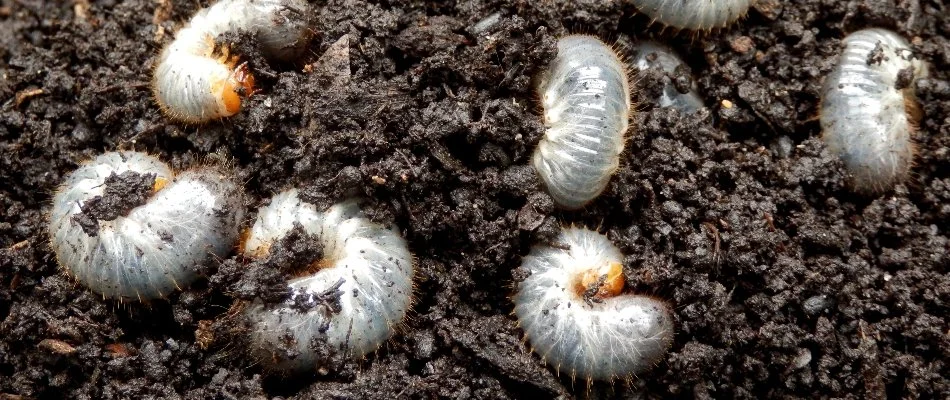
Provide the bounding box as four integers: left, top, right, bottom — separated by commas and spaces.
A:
153, 0, 312, 123
533, 35, 631, 210
242, 189, 414, 372
821, 28, 929, 193
48, 151, 246, 301
513, 227, 674, 381
632, 41, 705, 114
631, 0, 753, 30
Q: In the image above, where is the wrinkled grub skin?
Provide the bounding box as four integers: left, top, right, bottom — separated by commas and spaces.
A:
0, 0, 948, 398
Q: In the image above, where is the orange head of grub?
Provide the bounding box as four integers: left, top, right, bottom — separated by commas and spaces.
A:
574, 261, 625, 302
213, 61, 257, 116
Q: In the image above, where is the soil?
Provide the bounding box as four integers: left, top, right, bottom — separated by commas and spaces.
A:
1, 0, 948, 399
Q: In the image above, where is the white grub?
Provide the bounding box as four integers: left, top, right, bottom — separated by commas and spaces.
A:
242, 189, 414, 372
631, 41, 705, 114
533, 35, 631, 210
820, 28, 929, 193
631, 0, 754, 30
513, 227, 674, 381
48, 151, 245, 301
152, 0, 312, 123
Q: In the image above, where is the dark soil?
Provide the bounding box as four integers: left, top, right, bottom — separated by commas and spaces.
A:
72, 170, 156, 237
1, 0, 948, 398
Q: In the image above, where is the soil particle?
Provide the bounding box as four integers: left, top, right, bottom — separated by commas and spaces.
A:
72, 170, 156, 236
1, 0, 949, 399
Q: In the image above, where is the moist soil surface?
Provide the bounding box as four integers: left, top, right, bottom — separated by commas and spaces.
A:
1, 0, 948, 398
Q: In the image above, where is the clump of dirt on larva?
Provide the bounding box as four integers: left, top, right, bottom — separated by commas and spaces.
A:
1, 0, 948, 399
70, 170, 157, 236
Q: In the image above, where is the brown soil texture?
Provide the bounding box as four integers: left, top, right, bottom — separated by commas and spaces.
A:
2, 0, 949, 398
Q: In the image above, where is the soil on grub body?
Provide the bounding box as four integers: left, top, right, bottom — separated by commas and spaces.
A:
1, 0, 948, 398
